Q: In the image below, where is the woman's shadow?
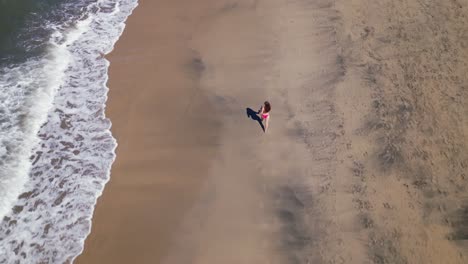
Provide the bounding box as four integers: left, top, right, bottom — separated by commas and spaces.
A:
246, 108, 265, 132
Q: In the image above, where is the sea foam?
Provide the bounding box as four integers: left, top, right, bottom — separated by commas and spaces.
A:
0, 0, 138, 262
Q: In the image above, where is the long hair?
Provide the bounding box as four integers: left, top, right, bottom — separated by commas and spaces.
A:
264, 101, 271, 113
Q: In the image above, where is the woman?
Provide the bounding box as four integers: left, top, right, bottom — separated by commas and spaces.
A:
258, 101, 271, 132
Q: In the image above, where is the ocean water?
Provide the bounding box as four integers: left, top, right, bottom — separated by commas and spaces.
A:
0, 0, 137, 262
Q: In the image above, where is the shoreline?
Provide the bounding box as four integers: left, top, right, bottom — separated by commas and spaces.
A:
76, 1, 224, 263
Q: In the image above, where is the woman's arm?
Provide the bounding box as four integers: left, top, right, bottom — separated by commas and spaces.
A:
264, 116, 270, 132
258, 106, 264, 115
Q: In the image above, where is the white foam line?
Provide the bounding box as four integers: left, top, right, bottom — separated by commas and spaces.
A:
71, 1, 139, 262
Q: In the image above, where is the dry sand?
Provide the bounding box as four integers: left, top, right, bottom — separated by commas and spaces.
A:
77, 0, 468, 263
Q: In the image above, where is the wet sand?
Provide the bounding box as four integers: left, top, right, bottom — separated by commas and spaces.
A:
77, 0, 468, 263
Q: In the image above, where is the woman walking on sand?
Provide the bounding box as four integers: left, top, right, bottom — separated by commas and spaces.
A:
258, 101, 271, 132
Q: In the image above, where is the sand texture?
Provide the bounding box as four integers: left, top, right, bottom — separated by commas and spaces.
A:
77, 0, 468, 263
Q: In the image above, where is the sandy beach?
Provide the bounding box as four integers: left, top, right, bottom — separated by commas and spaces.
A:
77, 0, 468, 263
